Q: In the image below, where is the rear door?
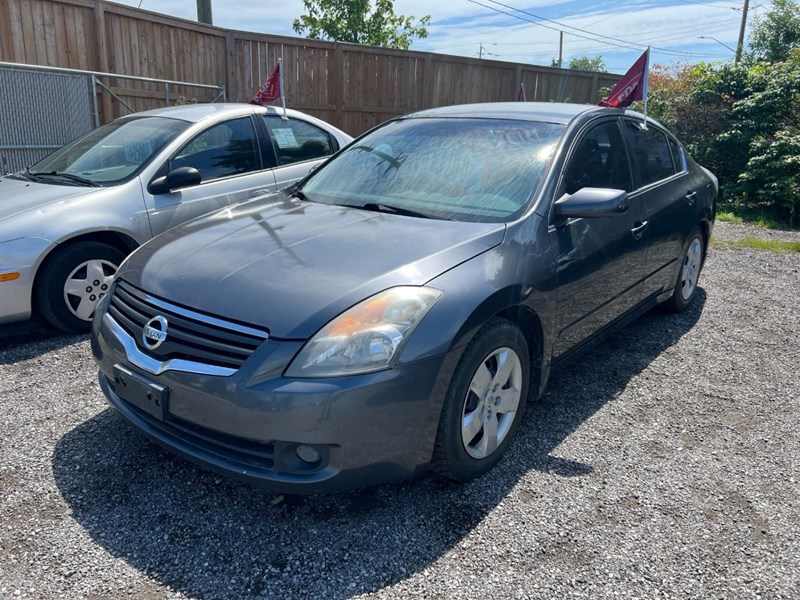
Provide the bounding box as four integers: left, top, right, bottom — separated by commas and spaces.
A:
144, 116, 277, 236
552, 118, 649, 356
621, 119, 696, 299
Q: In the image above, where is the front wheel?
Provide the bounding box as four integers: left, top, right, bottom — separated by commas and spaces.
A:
35, 242, 125, 333
432, 318, 530, 482
663, 227, 704, 312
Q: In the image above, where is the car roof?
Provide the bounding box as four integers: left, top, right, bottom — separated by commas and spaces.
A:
406, 102, 629, 125
122, 103, 309, 124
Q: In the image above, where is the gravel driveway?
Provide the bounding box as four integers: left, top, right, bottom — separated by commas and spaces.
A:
1, 221, 798, 599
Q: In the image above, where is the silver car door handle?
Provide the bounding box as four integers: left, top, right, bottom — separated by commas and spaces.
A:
250, 189, 271, 198
685, 190, 697, 206
631, 220, 649, 240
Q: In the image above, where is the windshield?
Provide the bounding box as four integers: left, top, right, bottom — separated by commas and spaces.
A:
30, 116, 190, 185
301, 117, 563, 222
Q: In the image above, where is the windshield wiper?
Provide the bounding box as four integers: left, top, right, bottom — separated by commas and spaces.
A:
359, 202, 441, 220
27, 171, 101, 187
9, 168, 35, 182
289, 188, 313, 202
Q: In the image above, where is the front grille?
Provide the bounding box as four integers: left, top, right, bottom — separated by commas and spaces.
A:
108, 280, 269, 370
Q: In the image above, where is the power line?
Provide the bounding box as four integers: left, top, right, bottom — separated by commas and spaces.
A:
473, 0, 734, 56
672, 0, 743, 10
465, 0, 646, 51
486, 17, 741, 49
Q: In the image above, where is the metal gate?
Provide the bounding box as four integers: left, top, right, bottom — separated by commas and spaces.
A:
0, 67, 92, 173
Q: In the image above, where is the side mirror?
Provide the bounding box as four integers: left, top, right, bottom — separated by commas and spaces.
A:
148, 167, 202, 195
554, 187, 629, 220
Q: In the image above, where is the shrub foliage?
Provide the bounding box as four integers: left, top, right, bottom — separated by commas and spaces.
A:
641, 1, 800, 226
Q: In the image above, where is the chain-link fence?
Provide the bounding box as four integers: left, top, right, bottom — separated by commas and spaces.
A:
0, 67, 92, 174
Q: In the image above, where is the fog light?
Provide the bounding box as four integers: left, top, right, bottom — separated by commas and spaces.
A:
295, 444, 321, 464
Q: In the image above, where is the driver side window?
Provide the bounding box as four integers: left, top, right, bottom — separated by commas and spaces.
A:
564, 121, 632, 195
171, 117, 260, 183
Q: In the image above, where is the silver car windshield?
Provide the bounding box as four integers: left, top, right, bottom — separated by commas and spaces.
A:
30, 116, 189, 186
301, 118, 563, 222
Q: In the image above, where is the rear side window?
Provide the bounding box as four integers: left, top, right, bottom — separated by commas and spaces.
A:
668, 137, 686, 173
263, 116, 334, 166
172, 117, 260, 182
624, 122, 676, 186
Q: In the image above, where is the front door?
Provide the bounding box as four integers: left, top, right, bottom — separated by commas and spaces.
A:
552, 119, 649, 357
143, 116, 277, 236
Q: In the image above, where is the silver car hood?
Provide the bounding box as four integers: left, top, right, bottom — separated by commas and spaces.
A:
0, 175, 101, 226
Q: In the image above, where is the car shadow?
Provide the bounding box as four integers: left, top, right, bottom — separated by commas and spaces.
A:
0, 319, 85, 364
52, 291, 705, 599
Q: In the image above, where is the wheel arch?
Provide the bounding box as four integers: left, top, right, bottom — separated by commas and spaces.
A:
495, 303, 545, 401
32, 230, 139, 311
697, 218, 711, 259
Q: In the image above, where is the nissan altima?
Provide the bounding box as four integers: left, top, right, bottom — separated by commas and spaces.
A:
91, 102, 716, 493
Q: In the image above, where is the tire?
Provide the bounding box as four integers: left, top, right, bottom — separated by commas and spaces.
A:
35, 242, 125, 333
432, 318, 530, 482
663, 226, 704, 313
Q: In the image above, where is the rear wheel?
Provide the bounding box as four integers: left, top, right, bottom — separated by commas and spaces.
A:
35, 242, 124, 333
432, 318, 530, 482
663, 227, 704, 312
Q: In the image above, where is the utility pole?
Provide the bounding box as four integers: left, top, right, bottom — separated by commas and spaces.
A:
479, 43, 484, 59
558, 31, 564, 67
197, 0, 213, 25
735, 0, 750, 63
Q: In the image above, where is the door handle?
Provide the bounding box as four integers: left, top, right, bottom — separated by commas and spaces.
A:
249, 189, 270, 198
631, 220, 649, 240
685, 190, 697, 206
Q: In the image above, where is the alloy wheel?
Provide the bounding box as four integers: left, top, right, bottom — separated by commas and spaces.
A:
680, 237, 703, 301
461, 346, 523, 460
63, 259, 117, 321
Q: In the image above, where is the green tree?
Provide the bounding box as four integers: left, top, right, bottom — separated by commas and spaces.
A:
292, 0, 430, 49
568, 55, 607, 72
746, 0, 800, 64
730, 49, 800, 224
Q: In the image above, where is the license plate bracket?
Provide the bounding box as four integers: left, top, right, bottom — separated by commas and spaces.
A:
112, 364, 169, 421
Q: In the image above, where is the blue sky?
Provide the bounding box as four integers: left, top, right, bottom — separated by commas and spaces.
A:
118, 0, 763, 73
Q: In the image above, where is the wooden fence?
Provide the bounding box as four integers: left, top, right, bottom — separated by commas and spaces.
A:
0, 0, 620, 135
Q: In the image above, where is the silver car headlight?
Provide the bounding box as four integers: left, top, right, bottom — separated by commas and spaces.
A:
285, 286, 443, 378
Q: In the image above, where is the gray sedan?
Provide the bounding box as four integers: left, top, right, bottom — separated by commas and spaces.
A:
0, 103, 351, 332
92, 102, 716, 493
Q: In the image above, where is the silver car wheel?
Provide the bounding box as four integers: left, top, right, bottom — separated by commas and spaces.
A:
63, 259, 117, 321
680, 237, 703, 301
461, 346, 523, 460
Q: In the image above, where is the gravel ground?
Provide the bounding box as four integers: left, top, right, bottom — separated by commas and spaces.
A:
1, 221, 798, 599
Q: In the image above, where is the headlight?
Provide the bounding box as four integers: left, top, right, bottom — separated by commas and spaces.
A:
285, 286, 443, 378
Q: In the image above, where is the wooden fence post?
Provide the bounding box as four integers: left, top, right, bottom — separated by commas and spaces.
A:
93, 1, 113, 123
225, 30, 237, 102
333, 43, 344, 131
423, 53, 433, 109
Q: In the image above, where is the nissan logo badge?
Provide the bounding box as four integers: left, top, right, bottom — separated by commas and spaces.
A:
142, 315, 169, 350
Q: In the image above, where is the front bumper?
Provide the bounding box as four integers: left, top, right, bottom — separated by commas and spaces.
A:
0, 237, 55, 324
92, 312, 457, 494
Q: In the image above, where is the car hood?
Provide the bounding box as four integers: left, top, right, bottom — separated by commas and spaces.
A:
0, 175, 100, 227
120, 193, 506, 339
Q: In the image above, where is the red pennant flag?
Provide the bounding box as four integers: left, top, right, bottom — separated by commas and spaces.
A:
599, 48, 649, 108
251, 62, 282, 105
517, 82, 526, 102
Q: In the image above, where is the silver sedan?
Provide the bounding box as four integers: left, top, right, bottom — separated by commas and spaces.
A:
0, 103, 351, 332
